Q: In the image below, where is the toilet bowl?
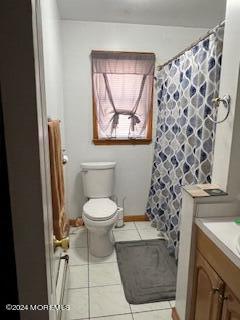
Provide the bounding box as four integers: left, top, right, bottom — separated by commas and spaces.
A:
83, 198, 118, 257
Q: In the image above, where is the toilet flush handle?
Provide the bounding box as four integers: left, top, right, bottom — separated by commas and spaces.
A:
81, 168, 88, 173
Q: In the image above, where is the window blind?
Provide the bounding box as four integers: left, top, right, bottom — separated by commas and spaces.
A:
92, 51, 155, 140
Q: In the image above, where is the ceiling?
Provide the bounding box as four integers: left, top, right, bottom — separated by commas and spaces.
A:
57, 0, 226, 29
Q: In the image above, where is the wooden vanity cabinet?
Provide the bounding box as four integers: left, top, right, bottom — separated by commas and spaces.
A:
193, 251, 223, 320
191, 227, 240, 320
221, 286, 240, 320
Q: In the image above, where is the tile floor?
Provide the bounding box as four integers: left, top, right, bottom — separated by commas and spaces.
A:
67, 221, 175, 320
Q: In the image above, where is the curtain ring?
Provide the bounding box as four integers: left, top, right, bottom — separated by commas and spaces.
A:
208, 94, 231, 124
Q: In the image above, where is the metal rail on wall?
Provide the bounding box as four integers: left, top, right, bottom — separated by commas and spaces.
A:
157, 20, 225, 72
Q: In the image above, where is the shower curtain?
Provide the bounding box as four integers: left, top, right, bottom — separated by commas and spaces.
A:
146, 24, 224, 258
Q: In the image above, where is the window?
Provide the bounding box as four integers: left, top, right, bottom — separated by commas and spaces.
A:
91, 51, 155, 145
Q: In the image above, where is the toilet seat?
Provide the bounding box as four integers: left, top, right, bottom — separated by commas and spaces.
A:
83, 198, 117, 221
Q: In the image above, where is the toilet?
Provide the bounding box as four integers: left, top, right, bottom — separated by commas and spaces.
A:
81, 162, 118, 257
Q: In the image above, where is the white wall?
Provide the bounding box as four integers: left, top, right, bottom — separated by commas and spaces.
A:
212, 0, 240, 198
41, 0, 66, 146
61, 20, 207, 218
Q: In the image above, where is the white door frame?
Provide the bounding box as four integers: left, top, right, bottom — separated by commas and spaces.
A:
0, 1, 56, 319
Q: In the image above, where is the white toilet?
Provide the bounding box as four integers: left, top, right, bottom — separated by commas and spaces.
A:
81, 162, 118, 257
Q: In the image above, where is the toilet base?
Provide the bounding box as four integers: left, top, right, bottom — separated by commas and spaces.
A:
82, 209, 118, 258
88, 230, 114, 257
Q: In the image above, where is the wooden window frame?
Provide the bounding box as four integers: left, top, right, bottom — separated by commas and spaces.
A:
91, 50, 154, 145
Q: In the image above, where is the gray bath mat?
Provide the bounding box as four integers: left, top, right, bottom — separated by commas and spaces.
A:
115, 239, 177, 304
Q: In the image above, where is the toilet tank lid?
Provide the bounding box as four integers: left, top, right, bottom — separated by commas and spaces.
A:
81, 162, 116, 170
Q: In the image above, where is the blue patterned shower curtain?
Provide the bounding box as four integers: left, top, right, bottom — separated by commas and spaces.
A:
146, 25, 224, 258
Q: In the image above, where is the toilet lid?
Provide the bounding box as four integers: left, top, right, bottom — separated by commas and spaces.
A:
83, 198, 117, 221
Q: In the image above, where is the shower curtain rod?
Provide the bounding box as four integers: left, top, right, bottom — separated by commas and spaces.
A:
157, 20, 225, 72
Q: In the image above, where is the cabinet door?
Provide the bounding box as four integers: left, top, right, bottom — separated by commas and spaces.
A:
192, 251, 224, 320
221, 286, 240, 320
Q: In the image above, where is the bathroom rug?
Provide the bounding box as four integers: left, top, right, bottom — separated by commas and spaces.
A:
115, 239, 177, 304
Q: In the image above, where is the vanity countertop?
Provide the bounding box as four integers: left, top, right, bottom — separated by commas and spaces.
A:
195, 217, 240, 269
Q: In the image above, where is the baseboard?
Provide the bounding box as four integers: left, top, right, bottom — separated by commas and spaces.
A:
69, 214, 149, 225
69, 217, 84, 227
124, 214, 149, 222
172, 307, 181, 320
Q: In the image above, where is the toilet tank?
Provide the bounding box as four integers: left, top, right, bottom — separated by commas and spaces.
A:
81, 162, 116, 198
